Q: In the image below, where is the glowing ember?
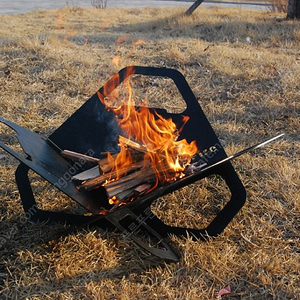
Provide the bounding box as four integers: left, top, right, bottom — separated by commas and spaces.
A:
97, 67, 198, 189
109, 196, 118, 205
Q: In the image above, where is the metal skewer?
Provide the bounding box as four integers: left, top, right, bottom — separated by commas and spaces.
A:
187, 133, 285, 174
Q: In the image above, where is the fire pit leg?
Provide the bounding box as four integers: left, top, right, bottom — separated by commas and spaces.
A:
131, 163, 246, 241
105, 207, 180, 262
14, 163, 110, 227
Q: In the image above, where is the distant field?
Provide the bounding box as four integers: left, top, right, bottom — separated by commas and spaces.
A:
0, 6, 299, 299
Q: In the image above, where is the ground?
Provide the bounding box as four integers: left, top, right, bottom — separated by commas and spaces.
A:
0, 6, 299, 299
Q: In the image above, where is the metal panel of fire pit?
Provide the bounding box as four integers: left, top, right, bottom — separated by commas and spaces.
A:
0, 66, 246, 261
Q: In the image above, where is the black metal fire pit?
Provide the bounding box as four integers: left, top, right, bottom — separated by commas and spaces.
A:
0, 66, 247, 261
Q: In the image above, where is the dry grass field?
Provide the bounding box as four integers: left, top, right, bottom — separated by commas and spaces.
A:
0, 5, 299, 299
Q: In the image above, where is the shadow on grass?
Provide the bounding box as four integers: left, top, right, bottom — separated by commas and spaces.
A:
0, 217, 167, 297
66, 13, 300, 46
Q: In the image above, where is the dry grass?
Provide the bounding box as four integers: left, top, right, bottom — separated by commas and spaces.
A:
0, 6, 299, 299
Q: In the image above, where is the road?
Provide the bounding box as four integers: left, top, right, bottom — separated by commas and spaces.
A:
0, 0, 268, 15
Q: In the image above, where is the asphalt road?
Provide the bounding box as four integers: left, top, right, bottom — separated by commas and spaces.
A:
0, 0, 268, 15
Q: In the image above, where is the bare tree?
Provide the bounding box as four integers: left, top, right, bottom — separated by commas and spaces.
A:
287, 0, 300, 19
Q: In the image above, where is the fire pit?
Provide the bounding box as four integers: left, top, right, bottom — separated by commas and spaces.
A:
0, 66, 251, 261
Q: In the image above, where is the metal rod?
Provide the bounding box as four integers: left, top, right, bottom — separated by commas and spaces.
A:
189, 133, 285, 173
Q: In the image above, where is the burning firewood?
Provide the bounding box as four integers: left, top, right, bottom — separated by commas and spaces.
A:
71, 150, 144, 183
118, 135, 149, 153
73, 134, 184, 205
98, 153, 118, 173
66, 123, 197, 209
108, 183, 152, 212
79, 159, 147, 191
104, 165, 156, 197
69, 153, 118, 181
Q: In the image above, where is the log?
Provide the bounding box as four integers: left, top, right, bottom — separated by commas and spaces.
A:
111, 189, 134, 204
71, 165, 101, 181
79, 160, 146, 191
108, 183, 152, 212
104, 164, 155, 194
61, 150, 99, 164
98, 153, 118, 173
99, 150, 145, 173
119, 135, 150, 153
104, 162, 178, 201
105, 175, 153, 198
133, 183, 152, 194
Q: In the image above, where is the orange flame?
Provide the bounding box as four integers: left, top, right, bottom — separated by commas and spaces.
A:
97, 68, 198, 187
109, 196, 118, 205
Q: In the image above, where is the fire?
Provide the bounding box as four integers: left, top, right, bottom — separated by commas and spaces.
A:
97, 68, 198, 187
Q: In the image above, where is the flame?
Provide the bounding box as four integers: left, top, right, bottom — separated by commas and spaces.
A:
106, 152, 116, 171
109, 196, 118, 205
97, 68, 198, 187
